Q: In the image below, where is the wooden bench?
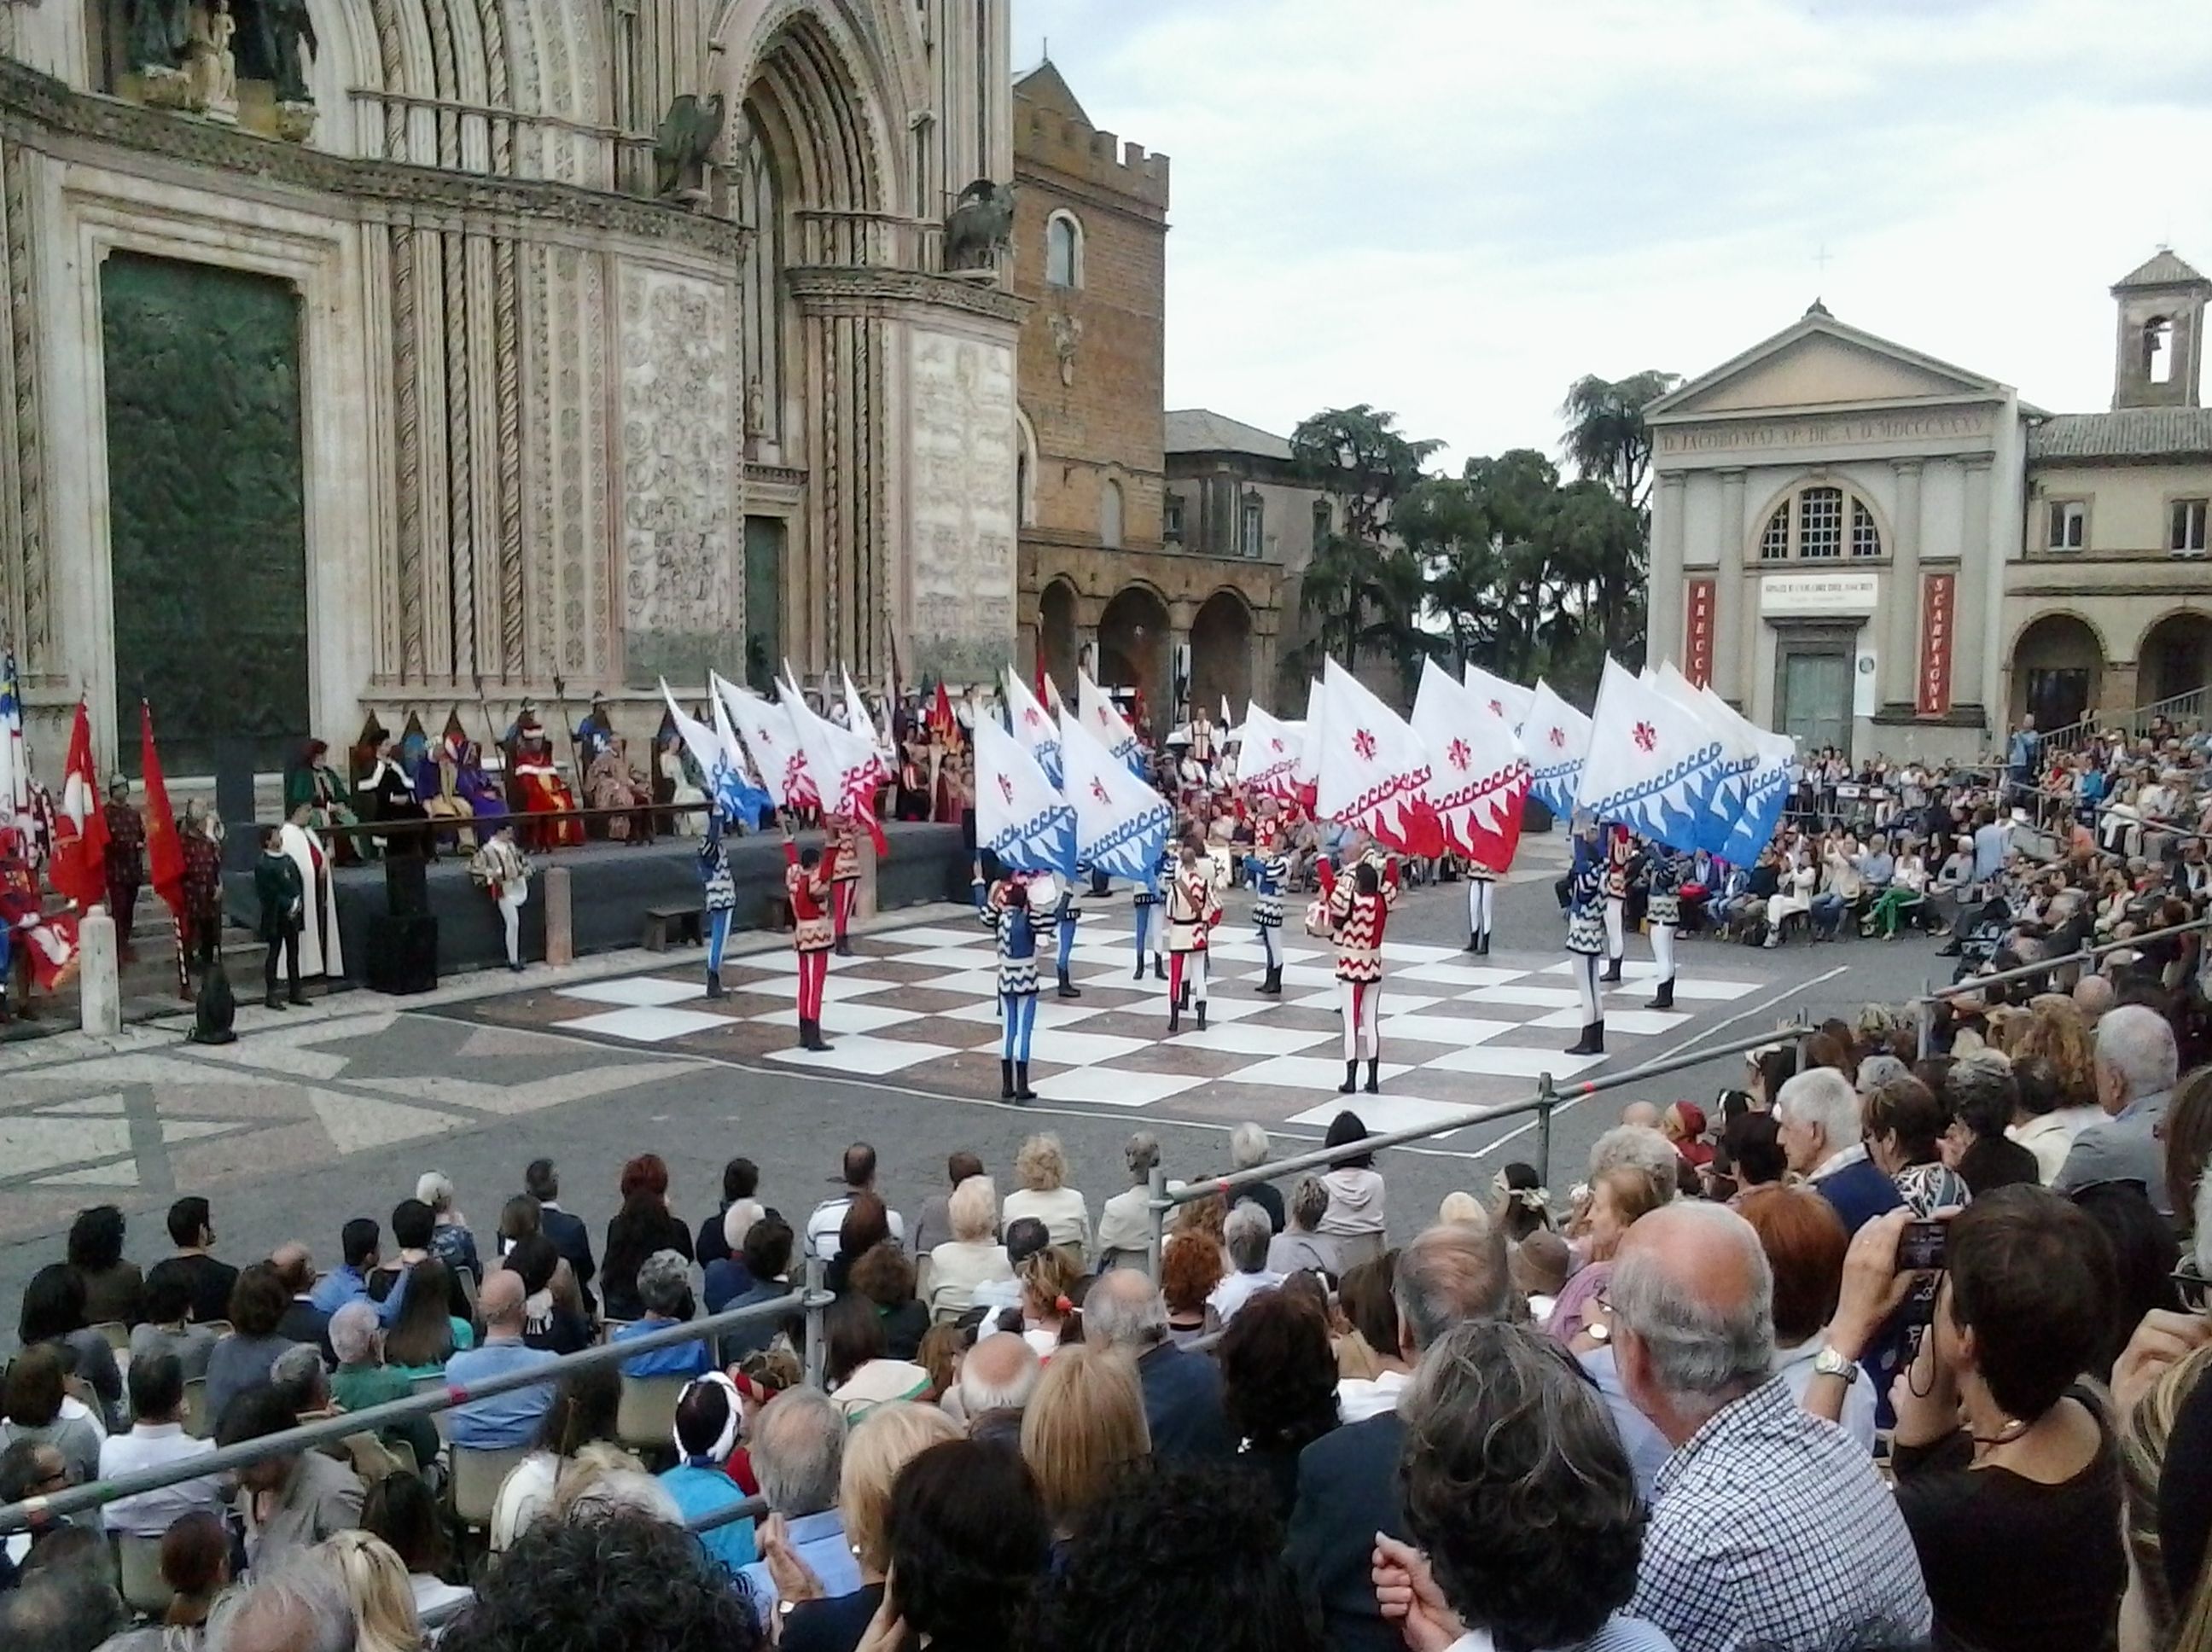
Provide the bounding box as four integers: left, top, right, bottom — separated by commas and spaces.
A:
643, 905, 704, 951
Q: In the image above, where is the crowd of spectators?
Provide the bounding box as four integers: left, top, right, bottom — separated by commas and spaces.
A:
11, 934, 2212, 1652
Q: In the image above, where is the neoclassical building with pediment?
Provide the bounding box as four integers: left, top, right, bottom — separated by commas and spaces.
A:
1646, 251, 2212, 763
0, 0, 1024, 774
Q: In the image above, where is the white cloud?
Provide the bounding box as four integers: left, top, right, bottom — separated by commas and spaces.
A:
1011, 0, 2212, 463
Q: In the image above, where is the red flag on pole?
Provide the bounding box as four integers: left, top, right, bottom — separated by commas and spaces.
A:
929, 681, 958, 747
142, 702, 184, 916
47, 699, 109, 912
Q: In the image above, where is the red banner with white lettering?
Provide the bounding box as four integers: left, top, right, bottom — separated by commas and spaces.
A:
1684, 578, 1717, 689
1918, 572, 1956, 717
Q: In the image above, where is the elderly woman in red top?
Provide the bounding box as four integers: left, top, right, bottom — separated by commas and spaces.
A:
1320, 849, 1400, 1096
783, 815, 841, 1052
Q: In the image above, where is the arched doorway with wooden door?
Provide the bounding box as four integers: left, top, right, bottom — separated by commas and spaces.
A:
1189, 589, 1254, 726
2009, 613, 2105, 731
2138, 610, 2212, 711
1039, 579, 1078, 695
1097, 585, 1170, 732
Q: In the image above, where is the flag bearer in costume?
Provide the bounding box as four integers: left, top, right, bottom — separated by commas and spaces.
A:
469, 821, 531, 972
978, 869, 1041, 1102
826, 813, 860, 956
1321, 849, 1399, 1096
1464, 850, 1500, 956
1129, 845, 1168, 982
102, 776, 146, 961
1644, 844, 1684, 1011
1163, 838, 1220, 1034
1051, 865, 1083, 1000
1602, 823, 1632, 984
783, 815, 841, 1053
179, 801, 224, 975
1564, 818, 1609, 1056
1251, 823, 1289, 997
699, 809, 736, 999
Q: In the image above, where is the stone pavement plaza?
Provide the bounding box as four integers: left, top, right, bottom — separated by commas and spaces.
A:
0, 851, 1930, 1326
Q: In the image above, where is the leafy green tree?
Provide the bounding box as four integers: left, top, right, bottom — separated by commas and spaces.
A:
1289, 406, 1441, 698
1560, 370, 1680, 511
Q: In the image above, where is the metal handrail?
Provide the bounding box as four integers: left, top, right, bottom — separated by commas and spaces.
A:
1909, 912, 2212, 1056
0, 1262, 829, 1537
1143, 1018, 1811, 1278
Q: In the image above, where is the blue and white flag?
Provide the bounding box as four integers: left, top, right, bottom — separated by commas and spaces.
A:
1005, 668, 1063, 788
1575, 658, 1726, 854
1076, 669, 1144, 776
663, 679, 770, 827
1650, 661, 1755, 856
1716, 707, 1796, 868
1522, 679, 1592, 817
975, 713, 1077, 877
1061, 713, 1171, 888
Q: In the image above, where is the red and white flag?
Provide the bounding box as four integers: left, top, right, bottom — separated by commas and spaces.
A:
1411, 658, 1528, 871
1289, 678, 1327, 807
1313, 660, 1444, 856
717, 677, 815, 811
783, 672, 888, 852
1233, 701, 1303, 801
48, 699, 108, 913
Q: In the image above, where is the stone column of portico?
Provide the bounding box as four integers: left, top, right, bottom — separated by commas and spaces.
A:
1717, 469, 1752, 708
1650, 474, 1685, 671
1883, 460, 1924, 713
1954, 457, 1992, 730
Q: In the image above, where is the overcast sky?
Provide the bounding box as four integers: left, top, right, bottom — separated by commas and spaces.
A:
1009, 0, 2212, 469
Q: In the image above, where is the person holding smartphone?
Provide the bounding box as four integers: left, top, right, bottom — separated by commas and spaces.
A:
1806, 1187, 2127, 1652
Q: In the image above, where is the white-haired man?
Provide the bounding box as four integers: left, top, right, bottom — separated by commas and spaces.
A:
1085, 1267, 1235, 1462
2055, 1003, 2180, 1215
1612, 1201, 1929, 1652
1773, 1066, 1901, 1234
951, 1331, 1039, 1448
1208, 1202, 1284, 1324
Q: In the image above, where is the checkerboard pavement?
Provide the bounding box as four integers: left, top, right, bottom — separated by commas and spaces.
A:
439, 918, 1768, 1134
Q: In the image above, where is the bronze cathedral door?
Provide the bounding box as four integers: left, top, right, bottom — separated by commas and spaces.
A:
101, 251, 310, 775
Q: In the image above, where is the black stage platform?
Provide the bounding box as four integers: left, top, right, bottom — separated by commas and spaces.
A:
223, 823, 972, 982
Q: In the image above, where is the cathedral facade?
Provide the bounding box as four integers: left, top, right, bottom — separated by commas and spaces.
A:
0, 0, 1022, 774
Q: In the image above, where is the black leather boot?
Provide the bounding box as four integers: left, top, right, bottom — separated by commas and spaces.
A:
1565, 1021, 1606, 1056
1364, 1058, 1380, 1094
1260, 965, 1282, 996
1014, 1062, 1037, 1102
1000, 1060, 1016, 1100
1154, 957, 1167, 981
1132, 957, 1145, 980
1466, 930, 1481, 953
1057, 969, 1080, 1000
265, 988, 285, 1011
1603, 957, 1623, 985
706, 970, 724, 1000
1644, 978, 1675, 1010
1476, 930, 1490, 956
1339, 1061, 1358, 1094
1168, 1001, 1181, 1036
1196, 1001, 1208, 1032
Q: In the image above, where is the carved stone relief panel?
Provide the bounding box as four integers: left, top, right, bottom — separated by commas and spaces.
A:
908, 328, 1016, 681
616, 260, 737, 686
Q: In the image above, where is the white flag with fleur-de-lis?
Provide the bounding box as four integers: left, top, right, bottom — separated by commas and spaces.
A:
1464, 662, 1535, 733
1522, 679, 1592, 817
1076, 669, 1144, 775
1004, 667, 1063, 788
1061, 713, 1172, 887
1234, 701, 1303, 799
1411, 657, 1528, 871
1575, 657, 1725, 853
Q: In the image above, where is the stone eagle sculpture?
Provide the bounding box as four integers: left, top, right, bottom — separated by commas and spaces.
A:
655, 93, 727, 201
943, 178, 1015, 271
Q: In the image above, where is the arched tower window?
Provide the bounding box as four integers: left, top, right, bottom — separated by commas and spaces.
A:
1045, 211, 1084, 288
